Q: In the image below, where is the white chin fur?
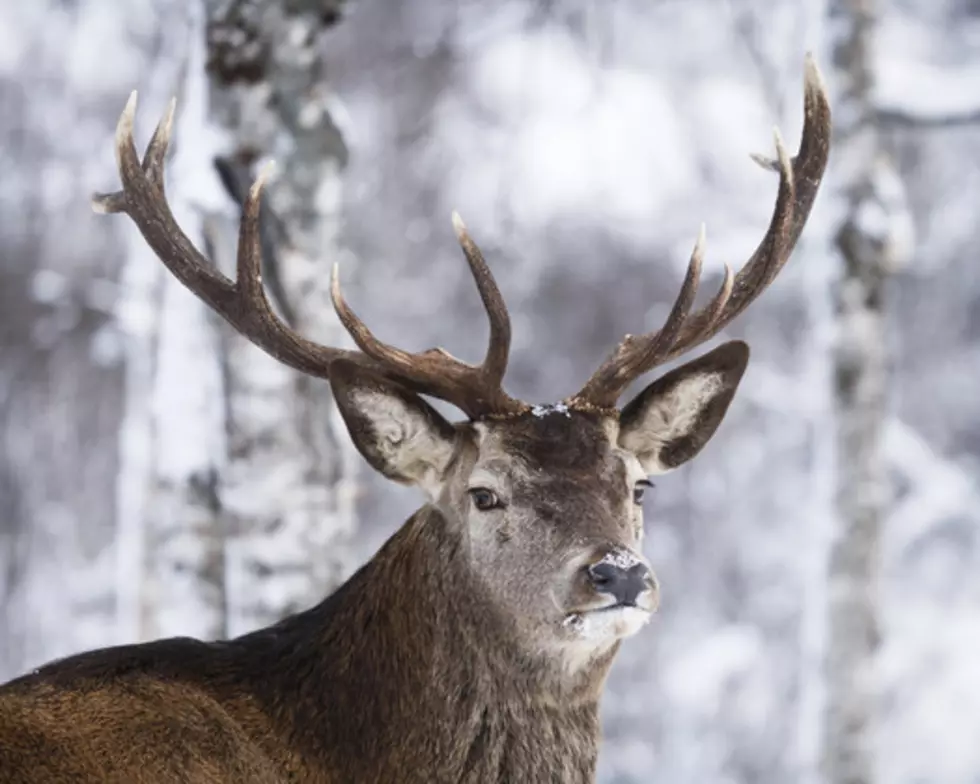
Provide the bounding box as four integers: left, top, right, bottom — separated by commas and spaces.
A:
556, 607, 651, 675
563, 605, 651, 642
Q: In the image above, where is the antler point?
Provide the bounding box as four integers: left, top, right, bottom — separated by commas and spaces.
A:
249, 160, 275, 201
162, 97, 177, 132
451, 210, 466, 238
772, 127, 794, 184
116, 91, 138, 145
749, 151, 775, 172
90, 193, 111, 214
803, 52, 826, 96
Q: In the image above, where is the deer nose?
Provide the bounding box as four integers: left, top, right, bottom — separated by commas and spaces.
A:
585, 557, 654, 607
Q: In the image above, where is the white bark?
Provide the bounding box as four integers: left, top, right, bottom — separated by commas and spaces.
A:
115, 0, 357, 646
203, 0, 356, 635
823, 1, 908, 782
0, 0, 176, 676
117, 1, 233, 642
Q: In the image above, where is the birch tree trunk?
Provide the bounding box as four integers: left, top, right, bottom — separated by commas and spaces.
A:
823, 1, 903, 781
0, 0, 191, 678
116, 1, 231, 642
203, 0, 356, 636
124, 0, 357, 640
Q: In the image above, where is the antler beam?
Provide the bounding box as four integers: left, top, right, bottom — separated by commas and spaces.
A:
93, 93, 526, 419
95, 54, 830, 422
569, 53, 832, 410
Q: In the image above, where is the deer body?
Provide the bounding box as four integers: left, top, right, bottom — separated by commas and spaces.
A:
0, 57, 829, 782
0, 509, 605, 783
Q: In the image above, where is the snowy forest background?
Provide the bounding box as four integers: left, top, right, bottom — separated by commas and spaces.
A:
1, 0, 978, 782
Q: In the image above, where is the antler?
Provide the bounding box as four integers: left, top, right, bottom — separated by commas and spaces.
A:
93, 92, 527, 420
569, 54, 832, 410
329, 213, 525, 417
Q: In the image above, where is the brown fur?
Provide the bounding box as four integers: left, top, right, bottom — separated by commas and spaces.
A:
0, 513, 609, 782
0, 421, 621, 783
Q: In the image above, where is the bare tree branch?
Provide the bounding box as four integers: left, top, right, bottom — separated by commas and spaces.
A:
875, 105, 980, 129
874, 58, 980, 129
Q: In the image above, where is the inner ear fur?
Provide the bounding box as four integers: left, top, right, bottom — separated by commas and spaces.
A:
329, 360, 457, 492
618, 340, 749, 474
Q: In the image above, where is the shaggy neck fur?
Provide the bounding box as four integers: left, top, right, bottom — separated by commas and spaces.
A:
2, 503, 619, 783
220, 505, 616, 782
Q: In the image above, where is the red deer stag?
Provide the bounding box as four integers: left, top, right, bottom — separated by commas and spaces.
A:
0, 56, 830, 782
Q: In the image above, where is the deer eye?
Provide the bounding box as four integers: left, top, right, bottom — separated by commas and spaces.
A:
633, 480, 653, 506
469, 488, 502, 511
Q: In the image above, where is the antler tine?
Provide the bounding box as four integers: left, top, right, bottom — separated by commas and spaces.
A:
329, 264, 424, 374
570, 54, 831, 409
452, 212, 511, 384
329, 215, 527, 419
93, 92, 239, 311
237, 162, 278, 302
93, 93, 372, 379
575, 226, 705, 402
94, 94, 526, 419
93, 93, 175, 215
695, 261, 735, 341
143, 97, 176, 191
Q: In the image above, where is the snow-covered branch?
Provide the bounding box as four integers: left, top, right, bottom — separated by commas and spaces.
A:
875, 59, 980, 128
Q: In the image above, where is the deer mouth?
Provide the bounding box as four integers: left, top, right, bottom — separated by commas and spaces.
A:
562, 602, 653, 641
564, 586, 659, 621
568, 585, 660, 617
592, 601, 644, 614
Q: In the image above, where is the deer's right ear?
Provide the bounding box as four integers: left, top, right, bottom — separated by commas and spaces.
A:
329, 360, 457, 496
617, 340, 749, 474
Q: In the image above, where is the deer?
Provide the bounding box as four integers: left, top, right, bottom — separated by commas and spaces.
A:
0, 56, 830, 783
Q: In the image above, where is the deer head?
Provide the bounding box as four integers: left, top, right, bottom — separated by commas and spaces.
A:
325, 340, 752, 674
0, 57, 831, 784
91, 56, 830, 678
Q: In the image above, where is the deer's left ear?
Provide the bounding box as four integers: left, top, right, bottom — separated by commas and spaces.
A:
329, 359, 457, 498
618, 340, 749, 474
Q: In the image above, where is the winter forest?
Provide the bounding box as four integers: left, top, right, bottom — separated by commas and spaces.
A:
0, 0, 978, 781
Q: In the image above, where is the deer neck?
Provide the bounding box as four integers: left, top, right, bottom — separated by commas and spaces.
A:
237, 505, 612, 781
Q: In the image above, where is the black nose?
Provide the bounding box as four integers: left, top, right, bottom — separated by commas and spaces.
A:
586, 558, 652, 606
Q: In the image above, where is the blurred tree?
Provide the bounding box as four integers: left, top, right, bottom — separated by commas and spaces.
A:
825, 1, 898, 782
201, 0, 356, 636
0, 0, 192, 677
125, 0, 357, 640
0, 0, 358, 674
824, 1, 980, 781
116, 2, 228, 641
